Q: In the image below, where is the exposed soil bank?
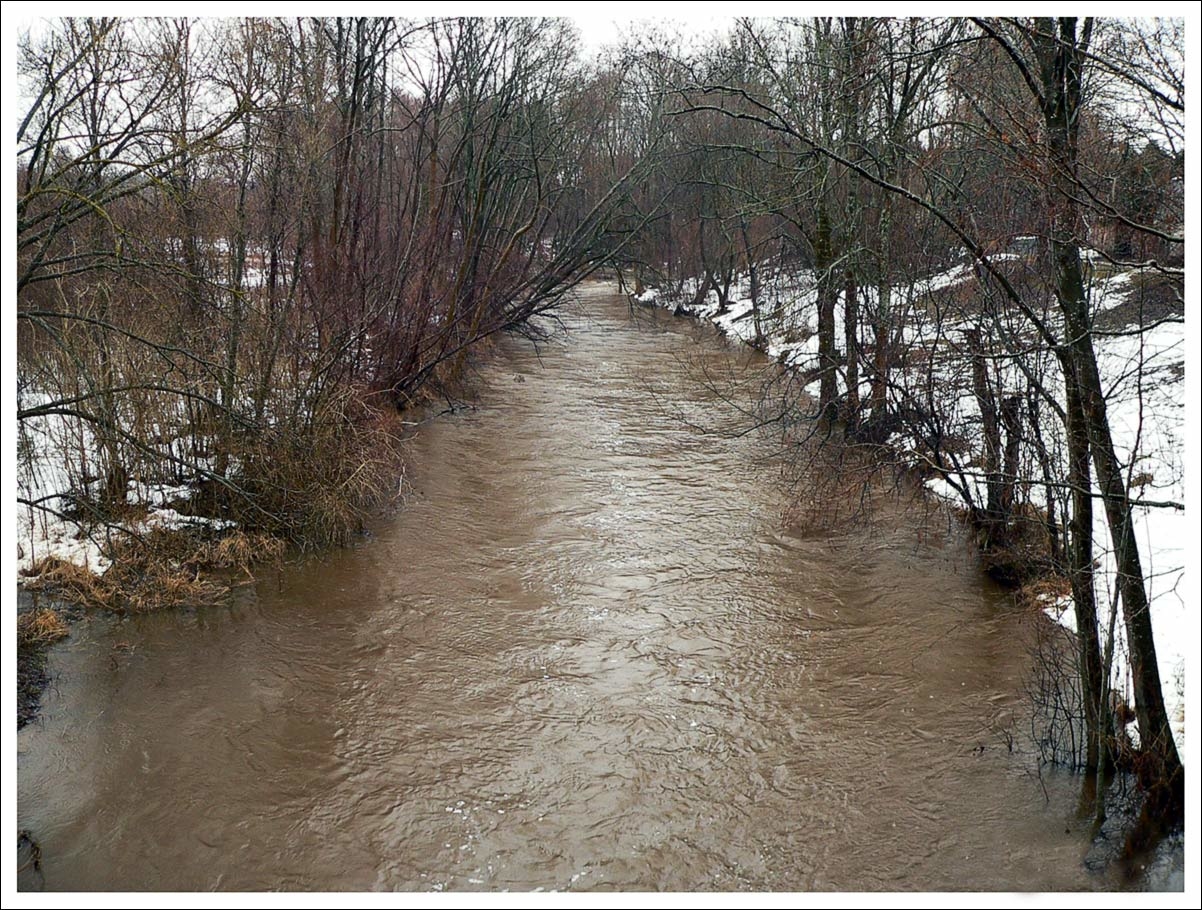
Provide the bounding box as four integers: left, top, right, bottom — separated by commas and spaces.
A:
17, 646, 50, 731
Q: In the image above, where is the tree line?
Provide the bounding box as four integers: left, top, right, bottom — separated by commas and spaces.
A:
606, 16, 1183, 833
17, 17, 659, 544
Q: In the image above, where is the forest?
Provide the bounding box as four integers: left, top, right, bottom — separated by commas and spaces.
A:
14, 15, 1187, 889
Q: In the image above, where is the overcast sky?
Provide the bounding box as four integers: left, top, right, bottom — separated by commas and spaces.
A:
6, 5, 737, 48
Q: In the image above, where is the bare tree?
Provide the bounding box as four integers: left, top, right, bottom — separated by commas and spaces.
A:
654, 15, 1184, 831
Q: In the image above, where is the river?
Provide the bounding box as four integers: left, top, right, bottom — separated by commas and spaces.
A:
17, 284, 1111, 891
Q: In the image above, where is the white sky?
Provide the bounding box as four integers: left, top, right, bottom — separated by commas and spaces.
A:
5, 4, 736, 54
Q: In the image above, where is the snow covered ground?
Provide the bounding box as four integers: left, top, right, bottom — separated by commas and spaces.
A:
15, 389, 233, 581
640, 260, 1187, 757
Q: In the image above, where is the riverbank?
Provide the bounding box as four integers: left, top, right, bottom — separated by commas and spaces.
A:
16, 577, 76, 721
13, 298, 569, 729
632, 264, 1187, 763
17, 286, 1161, 891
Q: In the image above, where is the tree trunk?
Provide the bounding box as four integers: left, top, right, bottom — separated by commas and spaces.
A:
1061, 356, 1105, 779
740, 215, 763, 343
1036, 17, 1181, 814
870, 196, 893, 429
843, 270, 860, 428
966, 327, 1003, 538
814, 202, 838, 422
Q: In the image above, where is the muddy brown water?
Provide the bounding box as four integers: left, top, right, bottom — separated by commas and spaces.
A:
18, 285, 1110, 891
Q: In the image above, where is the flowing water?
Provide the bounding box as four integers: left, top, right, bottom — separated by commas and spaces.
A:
18, 285, 1111, 891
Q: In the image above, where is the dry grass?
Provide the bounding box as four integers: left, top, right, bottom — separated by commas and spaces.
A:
234, 392, 407, 548
202, 532, 286, 575
22, 557, 110, 606
782, 441, 903, 535
1016, 573, 1073, 615
22, 528, 287, 614
16, 608, 70, 648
